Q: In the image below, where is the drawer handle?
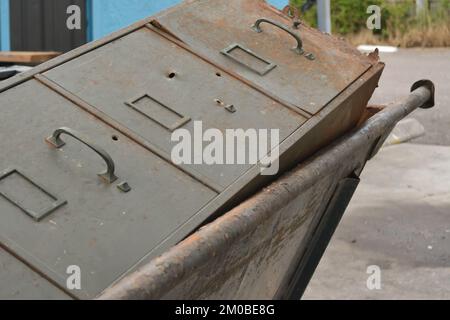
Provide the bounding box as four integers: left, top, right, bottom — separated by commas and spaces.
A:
252, 18, 304, 54
251, 18, 314, 60
46, 127, 118, 184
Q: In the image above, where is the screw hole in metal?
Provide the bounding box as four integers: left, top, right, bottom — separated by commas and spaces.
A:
167, 72, 176, 79
112, 135, 119, 141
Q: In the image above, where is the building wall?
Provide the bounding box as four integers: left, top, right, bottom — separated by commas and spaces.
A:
0, 0, 288, 50
87, 0, 180, 40
88, 0, 288, 41
0, 0, 10, 50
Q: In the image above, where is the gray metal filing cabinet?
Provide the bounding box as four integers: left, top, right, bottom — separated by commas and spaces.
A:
0, 0, 384, 299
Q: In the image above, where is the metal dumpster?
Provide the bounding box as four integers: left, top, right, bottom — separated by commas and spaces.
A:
98, 80, 435, 300
0, 0, 433, 299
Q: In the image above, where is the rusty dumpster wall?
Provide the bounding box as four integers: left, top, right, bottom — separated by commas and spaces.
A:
162, 171, 352, 299
99, 127, 373, 299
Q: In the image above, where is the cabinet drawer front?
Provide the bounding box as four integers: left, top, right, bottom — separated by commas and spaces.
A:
43, 28, 307, 190
155, 0, 372, 114
0, 80, 217, 298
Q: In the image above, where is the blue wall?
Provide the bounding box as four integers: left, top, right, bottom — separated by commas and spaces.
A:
87, 0, 182, 41
0, 0, 10, 50
268, 0, 288, 9
88, 0, 288, 41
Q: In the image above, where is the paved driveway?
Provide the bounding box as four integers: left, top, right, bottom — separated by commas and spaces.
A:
303, 48, 450, 299
370, 48, 450, 146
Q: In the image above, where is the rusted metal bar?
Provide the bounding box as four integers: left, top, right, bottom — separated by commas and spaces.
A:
98, 81, 434, 300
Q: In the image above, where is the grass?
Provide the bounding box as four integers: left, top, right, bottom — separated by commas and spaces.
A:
289, 0, 450, 47
346, 19, 450, 47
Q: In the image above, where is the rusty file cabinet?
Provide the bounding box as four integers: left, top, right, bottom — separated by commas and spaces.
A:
0, 0, 384, 299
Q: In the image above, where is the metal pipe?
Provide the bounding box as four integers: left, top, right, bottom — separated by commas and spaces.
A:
317, 0, 331, 33
416, 0, 426, 15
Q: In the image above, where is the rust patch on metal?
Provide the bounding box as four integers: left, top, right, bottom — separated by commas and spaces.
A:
357, 105, 386, 127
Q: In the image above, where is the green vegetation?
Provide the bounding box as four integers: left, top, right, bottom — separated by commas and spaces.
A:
289, 0, 450, 47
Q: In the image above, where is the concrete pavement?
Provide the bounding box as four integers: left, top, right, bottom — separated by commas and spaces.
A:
303, 48, 450, 299
370, 48, 450, 146
303, 143, 450, 299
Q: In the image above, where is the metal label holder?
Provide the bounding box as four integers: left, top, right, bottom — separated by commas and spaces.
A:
220, 43, 277, 76
0, 168, 67, 222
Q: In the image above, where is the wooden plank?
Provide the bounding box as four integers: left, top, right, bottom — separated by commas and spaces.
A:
0, 51, 61, 64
